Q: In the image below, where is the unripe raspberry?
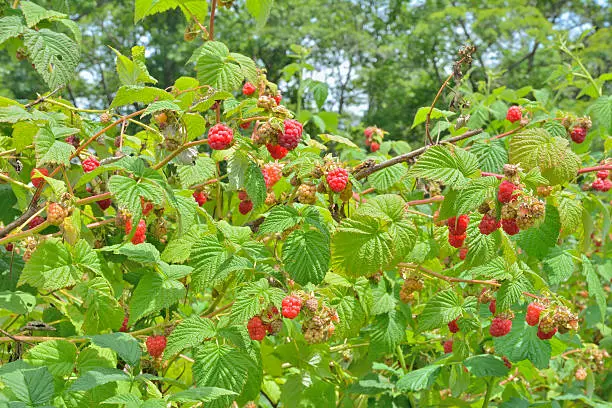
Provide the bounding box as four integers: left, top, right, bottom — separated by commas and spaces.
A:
261, 163, 282, 189
247, 316, 266, 341
266, 143, 288, 160
448, 233, 465, 248
525, 302, 545, 326
370, 142, 380, 152
82, 157, 100, 173
537, 325, 557, 340
478, 214, 501, 235
193, 191, 207, 206
326, 167, 349, 193
146, 335, 166, 358
459, 247, 468, 260
47, 202, 67, 225
501, 218, 520, 235
575, 367, 587, 381
154, 112, 168, 126
238, 191, 248, 201
489, 300, 496, 314
242, 82, 256, 96
498, 180, 519, 203
281, 295, 302, 319
278, 119, 303, 150
97, 198, 112, 211
267, 319, 283, 335
119, 316, 129, 332
506, 106, 522, 123
265, 191, 276, 206
304, 297, 318, 312
28, 216, 45, 230
447, 215, 469, 235
140, 196, 154, 216
125, 219, 146, 244
208, 123, 234, 150
443, 340, 453, 354
30, 168, 48, 188
489, 317, 512, 337
64, 135, 80, 148
570, 126, 586, 144
448, 319, 459, 333
99, 112, 112, 123
297, 184, 317, 204
596, 170, 609, 180
239, 200, 253, 215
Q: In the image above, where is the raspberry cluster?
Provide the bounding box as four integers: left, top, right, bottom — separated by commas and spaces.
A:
281, 295, 302, 319
242, 82, 256, 96
247, 304, 283, 341
82, 156, 100, 173
47, 202, 67, 225
302, 305, 338, 344
563, 116, 591, 144
446, 214, 468, 248
125, 218, 147, 244
119, 316, 129, 332
326, 167, 349, 193
525, 302, 545, 326
506, 106, 522, 123
208, 123, 234, 150
30, 168, 48, 188
238, 191, 253, 215
193, 190, 207, 206
364, 126, 384, 152
478, 214, 501, 235
146, 335, 167, 358
592, 169, 611, 192
261, 163, 282, 189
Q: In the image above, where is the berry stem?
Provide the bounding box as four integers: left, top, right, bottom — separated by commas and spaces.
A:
76, 192, 112, 206
153, 138, 209, 170
577, 165, 612, 174
23, 86, 63, 109
481, 172, 503, 179
481, 379, 493, 408
405, 195, 444, 207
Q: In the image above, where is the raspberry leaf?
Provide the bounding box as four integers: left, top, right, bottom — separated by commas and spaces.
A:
110, 85, 173, 108
230, 279, 284, 322
582, 256, 606, 323
493, 313, 551, 369
177, 157, 216, 189
245, 162, 267, 209
258, 206, 301, 235
370, 310, 407, 355
74, 277, 124, 334
332, 295, 366, 338
464, 355, 510, 378
24, 28, 79, 89
282, 229, 330, 285
23, 340, 77, 377
91, 333, 142, 367
516, 204, 560, 259
164, 315, 216, 360
543, 248, 574, 284
167, 387, 238, 404
470, 140, 508, 173
34, 126, 76, 167
419, 289, 464, 331
396, 364, 441, 392
408, 145, 479, 187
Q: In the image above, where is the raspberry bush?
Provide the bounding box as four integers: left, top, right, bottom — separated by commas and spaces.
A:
0, 2, 610, 408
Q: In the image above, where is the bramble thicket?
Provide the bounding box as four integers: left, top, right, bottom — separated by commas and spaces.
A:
0, 1, 610, 407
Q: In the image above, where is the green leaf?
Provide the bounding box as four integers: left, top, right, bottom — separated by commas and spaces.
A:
419, 289, 463, 330
396, 365, 441, 392
497, 275, 530, 311
412, 107, 455, 128
77, 346, 116, 373
231, 279, 284, 322
91, 333, 142, 366
408, 145, 479, 187
110, 85, 173, 108
24, 28, 80, 89
19, 239, 78, 291
370, 310, 406, 354
587, 95, 611, 131
464, 355, 510, 377
111, 45, 157, 86
142, 100, 181, 117
101, 243, 161, 264
556, 193, 582, 233
456, 177, 499, 215
516, 204, 560, 259
20, 1, 65, 27
75, 277, 124, 334
194, 42, 255, 92
164, 315, 216, 359
494, 313, 551, 369
0, 291, 36, 314
582, 256, 605, 323
368, 165, 407, 193
0, 367, 54, 406
318, 133, 358, 149
245, 0, 274, 27
543, 120, 568, 138
23, 340, 76, 377
543, 248, 574, 284
464, 221, 500, 268
333, 296, 366, 338
161, 225, 207, 263
34, 127, 75, 167
168, 387, 238, 403
470, 140, 508, 173
509, 129, 580, 185
108, 175, 164, 216
0, 16, 27, 45
258, 206, 301, 235
69, 367, 130, 392
310, 81, 328, 109
245, 162, 267, 209
135, 0, 208, 22
0, 105, 32, 123
129, 263, 190, 325
282, 229, 330, 285
189, 234, 230, 290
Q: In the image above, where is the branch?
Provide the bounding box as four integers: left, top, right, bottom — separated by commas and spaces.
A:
578, 164, 612, 174
153, 139, 209, 170
354, 128, 483, 180
24, 87, 63, 109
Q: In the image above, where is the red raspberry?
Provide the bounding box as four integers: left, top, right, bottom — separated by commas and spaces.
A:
266, 143, 288, 160
208, 123, 234, 150
502, 356, 512, 369
47, 202, 67, 225
238, 191, 249, 201
364, 126, 375, 139
273, 94, 282, 105
97, 198, 112, 211
278, 119, 303, 150
239, 200, 253, 215
64, 135, 80, 148
489, 317, 512, 337
595, 178, 612, 192
82, 156, 100, 173
193, 191, 207, 206
506, 106, 522, 123
242, 82, 256, 96
537, 325, 557, 340
448, 319, 460, 333
145, 335, 167, 358
326, 167, 349, 193
28, 216, 45, 230
240, 122, 250, 129
443, 340, 453, 354
140, 197, 153, 216
261, 163, 282, 189
459, 247, 468, 260
489, 300, 496, 314
370, 142, 380, 152
30, 168, 48, 188
570, 127, 586, 144
125, 219, 146, 244
119, 316, 129, 332
5, 243, 14, 252
478, 214, 501, 235
447, 215, 469, 235
281, 295, 302, 319
247, 316, 266, 341
448, 233, 465, 248
596, 170, 609, 179
501, 218, 520, 235
525, 302, 545, 326
498, 180, 519, 203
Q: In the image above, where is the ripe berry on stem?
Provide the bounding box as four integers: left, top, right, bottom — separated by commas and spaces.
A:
326, 167, 349, 193
247, 316, 267, 341
239, 200, 253, 215
478, 214, 501, 235
443, 340, 453, 353
82, 156, 100, 173
506, 106, 522, 123
447, 215, 469, 235
448, 319, 459, 333
498, 180, 519, 203
448, 233, 466, 248
242, 82, 256, 96
125, 219, 147, 244
30, 168, 48, 188
281, 295, 302, 319
526, 302, 545, 326
29, 216, 45, 229
267, 144, 288, 160
146, 335, 167, 358
193, 191, 207, 206
490, 316, 512, 337
459, 247, 468, 260
208, 123, 234, 150
370, 142, 380, 152
278, 119, 303, 150
570, 127, 586, 144
501, 218, 520, 235
489, 300, 496, 314
537, 325, 557, 340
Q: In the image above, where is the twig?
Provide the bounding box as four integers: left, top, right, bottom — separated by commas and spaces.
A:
76, 192, 112, 206
425, 73, 454, 144
24, 87, 63, 109
405, 196, 444, 206
0, 206, 43, 240
209, 0, 217, 41
481, 172, 503, 179
153, 139, 209, 170
578, 165, 612, 175
0, 173, 35, 191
